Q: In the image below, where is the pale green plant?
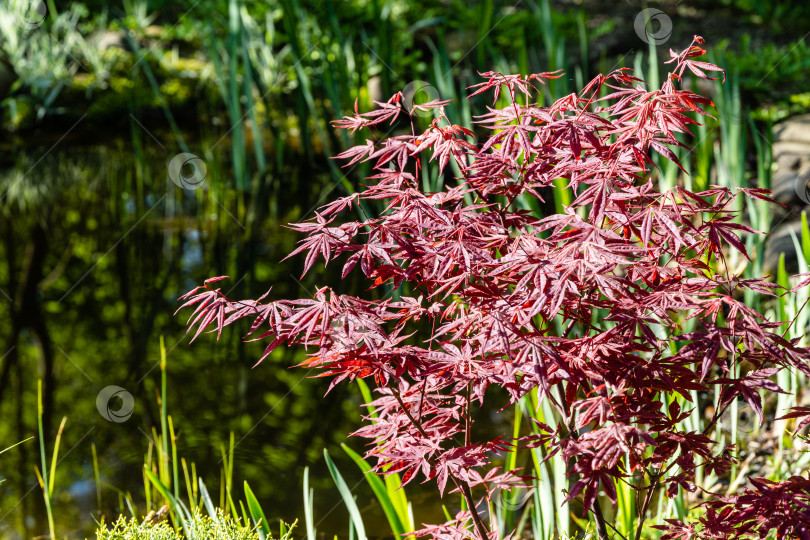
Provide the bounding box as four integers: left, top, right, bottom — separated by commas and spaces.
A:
121, 0, 156, 35
0, 0, 88, 117
95, 509, 264, 540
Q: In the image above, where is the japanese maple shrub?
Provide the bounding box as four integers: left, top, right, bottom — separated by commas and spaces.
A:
178, 37, 810, 539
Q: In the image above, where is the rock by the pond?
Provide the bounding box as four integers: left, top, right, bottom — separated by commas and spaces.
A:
771, 114, 810, 207
764, 218, 810, 274
765, 114, 810, 273
95, 30, 128, 51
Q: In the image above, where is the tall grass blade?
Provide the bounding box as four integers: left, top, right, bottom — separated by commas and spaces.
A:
92, 442, 102, 513
341, 443, 408, 538
303, 466, 317, 540
245, 480, 270, 539
0, 437, 33, 457
36, 380, 56, 539
48, 416, 67, 496
159, 335, 169, 492
199, 477, 218, 522
323, 448, 367, 540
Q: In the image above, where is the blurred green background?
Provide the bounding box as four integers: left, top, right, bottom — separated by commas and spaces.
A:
2, 0, 810, 537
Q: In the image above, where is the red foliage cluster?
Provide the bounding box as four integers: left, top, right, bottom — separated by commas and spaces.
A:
178, 37, 810, 539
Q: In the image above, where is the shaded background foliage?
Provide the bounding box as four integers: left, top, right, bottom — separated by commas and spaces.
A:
2, 0, 810, 538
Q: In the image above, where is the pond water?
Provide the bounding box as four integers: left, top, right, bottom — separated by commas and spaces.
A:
0, 118, 455, 537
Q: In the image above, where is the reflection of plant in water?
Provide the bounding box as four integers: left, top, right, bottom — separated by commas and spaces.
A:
0, 137, 360, 537
0, 151, 100, 212
0, 1, 90, 119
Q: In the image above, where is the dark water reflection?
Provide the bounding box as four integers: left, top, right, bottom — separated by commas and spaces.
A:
0, 121, 429, 537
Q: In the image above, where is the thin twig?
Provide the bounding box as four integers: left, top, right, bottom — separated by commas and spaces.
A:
390, 386, 491, 540
565, 417, 609, 540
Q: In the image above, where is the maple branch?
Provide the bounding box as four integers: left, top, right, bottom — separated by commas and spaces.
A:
418, 378, 428, 420
390, 385, 430, 440
465, 382, 472, 448
631, 393, 735, 540
633, 404, 735, 540
601, 501, 631, 540
456, 480, 490, 540
592, 499, 610, 540
562, 317, 578, 339
634, 469, 660, 540
573, 495, 628, 540
565, 418, 609, 540
390, 385, 491, 540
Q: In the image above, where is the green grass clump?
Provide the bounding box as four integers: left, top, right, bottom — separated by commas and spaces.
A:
96, 509, 260, 540
96, 516, 181, 540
